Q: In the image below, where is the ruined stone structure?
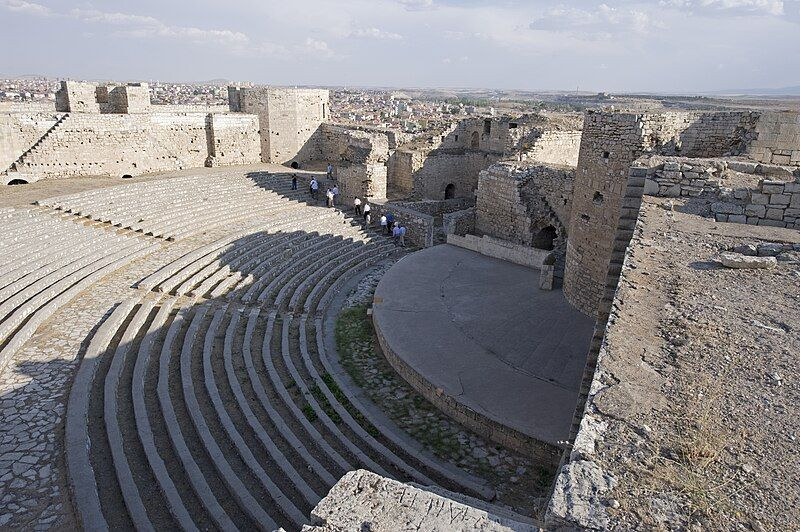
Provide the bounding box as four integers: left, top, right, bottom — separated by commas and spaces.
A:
387, 114, 583, 201
228, 86, 329, 164
562, 109, 799, 317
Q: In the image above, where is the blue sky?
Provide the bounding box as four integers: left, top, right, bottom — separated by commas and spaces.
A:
1, 0, 799, 92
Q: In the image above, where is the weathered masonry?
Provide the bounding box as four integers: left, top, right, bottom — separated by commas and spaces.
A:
562, 110, 800, 317
228, 86, 329, 165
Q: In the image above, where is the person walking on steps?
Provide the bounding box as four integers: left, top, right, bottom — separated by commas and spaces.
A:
363, 202, 371, 221
399, 225, 407, 247
392, 224, 401, 244
354, 197, 362, 216
386, 212, 395, 234
327, 163, 334, 179
310, 178, 319, 201
326, 188, 334, 208
380, 215, 388, 234
364, 211, 371, 227
291, 174, 298, 190
332, 185, 339, 206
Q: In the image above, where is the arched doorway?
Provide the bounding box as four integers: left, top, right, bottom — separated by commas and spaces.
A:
470, 131, 479, 149
7, 178, 28, 185
290, 161, 299, 169
121, 174, 133, 179
444, 183, 456, 199
532, 225, 557, 250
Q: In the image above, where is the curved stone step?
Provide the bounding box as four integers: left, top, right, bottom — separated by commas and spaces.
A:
157, 308, 238, 531
66, 298, 138, 531
202, 307, 311, 527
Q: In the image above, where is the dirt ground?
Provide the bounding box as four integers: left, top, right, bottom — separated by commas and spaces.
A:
578, 198, 800, 530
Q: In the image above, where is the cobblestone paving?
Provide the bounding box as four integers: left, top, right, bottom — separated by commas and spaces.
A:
336, 269, 555, 518
0, 222, 229, 530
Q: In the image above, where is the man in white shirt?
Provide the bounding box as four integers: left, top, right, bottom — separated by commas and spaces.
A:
332, 185, 339, 206
380, 215, 387, 233
363, 202, 371, 221
310, 178, 319, 200
327, 163, 333, 179
354, 197, 362, 216
326, 188, 334, 208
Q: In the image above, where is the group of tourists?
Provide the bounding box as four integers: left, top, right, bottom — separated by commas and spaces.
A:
292, 165, 408, 247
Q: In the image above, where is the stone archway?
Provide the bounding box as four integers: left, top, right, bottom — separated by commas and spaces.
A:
7, 178, 29, 185
470, 131, 479, 149
444, 183, 456, 199
532, 225, 557, 250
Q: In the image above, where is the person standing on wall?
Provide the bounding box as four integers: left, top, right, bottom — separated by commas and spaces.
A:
291, 174, 298, 190
327, 163, 333, 179
354, 197, 362, 216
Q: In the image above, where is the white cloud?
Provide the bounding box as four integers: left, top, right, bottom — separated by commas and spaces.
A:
70, 8, 249, 46
397, 0, 434, 11
661, 0, 785, 15
529, 4, 653, 35
350, 27, 403, 40
298, 38, 336, 59
1, 0, 52, 17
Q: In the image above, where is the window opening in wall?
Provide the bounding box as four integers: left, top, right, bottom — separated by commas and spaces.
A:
593, 191, 604, 205
509, 123, 518, 129
7, 179, 29, 185
602, 151, 610, 159
121, 174, 133, 179
532, 226, 557, 250
444, 183, 456, 199
483, 119, 491, 134
470, 131, 479, 148
454, 134, 459, 142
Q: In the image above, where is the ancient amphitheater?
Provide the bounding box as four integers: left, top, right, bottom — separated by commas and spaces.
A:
0, 81, 798, 531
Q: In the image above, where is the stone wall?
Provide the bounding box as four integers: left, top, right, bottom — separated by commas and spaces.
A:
369, 200, 434, 247
336, 163, 387, 206
386, 149, 423, 196
206, 113, 262, 167
637, 155, 800, 229
443, 207, 475, 236
520, 130, 582, 167
309, 123, 390, 167
412, 151, 498, 200
447, 233, 553, 269
107, 84, 151, 114
748, 111, 800, 166
0, 112, 62, 172
563, 109, 769, 317
475, 161, 574, 247
55, 81, 99, 113
3, 111, 260, 183
232, 86, 329, 164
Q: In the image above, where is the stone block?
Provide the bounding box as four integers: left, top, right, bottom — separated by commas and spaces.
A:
745, 204, 766, 218
711, 202, 743, 215
715, 213, 728, 222
727, 214, 746, 224
719, 252, 776, 269
770, 194, 791, 205
643, 179, 659, 195
766, 208, 785, 220
761, 180, 785, 193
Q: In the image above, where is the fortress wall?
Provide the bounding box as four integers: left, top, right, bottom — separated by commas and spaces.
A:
475, 162, 574, 248
521, 130, 582, 167
748, 111, 800, 166
8, 112, 259, 181
0, 112, 62, 171
563, 109, 769, 317
412, 151, 499, 200
386, 149, 422, 196
312, 123, 390, 166
207, 113, 262, 167
368, 200, 434, 247
336, 163, 388, 206
236, 87, 329, 164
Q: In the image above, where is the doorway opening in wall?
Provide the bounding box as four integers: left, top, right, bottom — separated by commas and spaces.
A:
444, 183, 456, 199
121, 174, 133, 179
470, 131, 479, 149
7, 179, 29, 185
290, 161, 299, 169
532, 225, 557, 250
484, 119, 491, 134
